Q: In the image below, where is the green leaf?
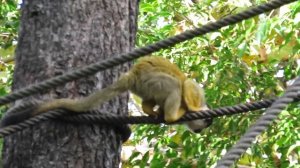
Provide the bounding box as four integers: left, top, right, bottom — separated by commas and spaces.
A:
256, 21, 270, 43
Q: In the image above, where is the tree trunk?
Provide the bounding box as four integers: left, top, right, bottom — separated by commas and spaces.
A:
2, 0, 138, 167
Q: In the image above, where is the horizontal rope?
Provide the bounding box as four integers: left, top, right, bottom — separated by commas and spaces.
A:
1, 96, 299, 138
216, 76, 300, 168
62, 99, 278, 124
0, 0, 295, 106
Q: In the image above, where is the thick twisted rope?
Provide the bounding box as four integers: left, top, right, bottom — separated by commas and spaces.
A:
63, 99, 278, 124
1, 96, 299, 137
0, 0, 296, 106
215, 76, 300, 168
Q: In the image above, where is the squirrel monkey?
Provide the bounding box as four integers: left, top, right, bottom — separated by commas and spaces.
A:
1, 56, 212, 133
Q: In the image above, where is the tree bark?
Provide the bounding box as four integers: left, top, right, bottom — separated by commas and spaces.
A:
2, 0, 138, 167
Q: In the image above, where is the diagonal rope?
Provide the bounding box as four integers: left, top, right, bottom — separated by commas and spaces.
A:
0, 0, 296, 106
215, 76, 300, 168
1, 96, 299, 138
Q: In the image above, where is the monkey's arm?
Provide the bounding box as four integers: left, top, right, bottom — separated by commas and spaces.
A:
135, 71, 185, 123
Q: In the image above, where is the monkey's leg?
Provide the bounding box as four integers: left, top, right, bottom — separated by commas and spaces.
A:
137, 72, 183, 122
163, 90, 185, 123
142, 100, 159, 116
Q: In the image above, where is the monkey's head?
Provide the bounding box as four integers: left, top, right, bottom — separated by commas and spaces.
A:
186, 118, 213, 133
185, 105, 213, 133
182, 79, 212, 133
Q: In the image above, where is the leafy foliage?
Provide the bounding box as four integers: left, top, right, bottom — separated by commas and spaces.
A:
126, 0, 300, 167
0, 0, 19, 163
0, 0, 18, 113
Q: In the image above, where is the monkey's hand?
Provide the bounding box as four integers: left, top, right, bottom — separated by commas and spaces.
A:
141, 100, 159, 116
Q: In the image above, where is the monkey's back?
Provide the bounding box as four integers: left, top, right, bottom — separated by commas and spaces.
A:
131, 56, 187, 82
127, 56, 185, 112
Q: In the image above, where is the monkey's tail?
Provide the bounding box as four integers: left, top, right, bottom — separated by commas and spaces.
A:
0, 74, 132, 127
78, 74, 131, 109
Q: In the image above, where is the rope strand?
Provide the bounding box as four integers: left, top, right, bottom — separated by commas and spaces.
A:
1, 96, 299, 138
0, 0, 295, 106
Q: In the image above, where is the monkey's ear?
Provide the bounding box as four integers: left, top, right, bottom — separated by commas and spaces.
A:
183, 79, 205, 111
